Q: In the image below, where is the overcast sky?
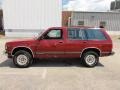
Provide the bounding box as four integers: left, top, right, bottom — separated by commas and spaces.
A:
0, 0, 2, 5
63, 0, 115, 11
0, 0, 115, 11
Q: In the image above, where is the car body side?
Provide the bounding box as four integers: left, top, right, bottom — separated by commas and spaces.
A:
5, 27, 113, 59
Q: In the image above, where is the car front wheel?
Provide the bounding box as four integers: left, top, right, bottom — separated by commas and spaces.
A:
81, 51, 99, 67
13, 50, 33, 68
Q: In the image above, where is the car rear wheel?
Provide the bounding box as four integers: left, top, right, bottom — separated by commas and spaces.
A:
13, 50, 33, 68
81, 51, 99, 67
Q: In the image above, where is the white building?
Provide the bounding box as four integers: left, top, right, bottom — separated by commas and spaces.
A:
2, 0, 62, 37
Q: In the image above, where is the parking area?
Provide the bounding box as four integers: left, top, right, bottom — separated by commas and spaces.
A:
0, 36, 120, 90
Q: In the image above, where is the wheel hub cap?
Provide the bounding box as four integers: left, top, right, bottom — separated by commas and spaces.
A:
85, 55, 96, 65
16, 55, 28, 65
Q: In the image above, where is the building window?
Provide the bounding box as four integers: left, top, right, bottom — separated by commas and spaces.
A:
78, 21, 84, 26
100, 21, 106, 27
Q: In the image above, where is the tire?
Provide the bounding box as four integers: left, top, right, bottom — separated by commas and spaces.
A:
81, 51, 99, 67
13, 50, 33, 68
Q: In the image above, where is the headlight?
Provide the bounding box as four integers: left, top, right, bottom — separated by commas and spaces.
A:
5, 44, 7, 50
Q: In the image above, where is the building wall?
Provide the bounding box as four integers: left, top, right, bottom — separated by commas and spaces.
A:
71, 12, 120, 33
3, 0, 62, 37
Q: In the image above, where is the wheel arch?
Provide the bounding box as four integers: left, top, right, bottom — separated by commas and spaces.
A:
12, 46, 34, 58
80, 47, 101, 58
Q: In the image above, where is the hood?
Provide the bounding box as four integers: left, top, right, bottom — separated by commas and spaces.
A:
6, 38, 36, 46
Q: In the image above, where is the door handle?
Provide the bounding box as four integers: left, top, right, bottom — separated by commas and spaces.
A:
53, 41, 63, 47
58, 41, 63, 43
83, 41, 87, 43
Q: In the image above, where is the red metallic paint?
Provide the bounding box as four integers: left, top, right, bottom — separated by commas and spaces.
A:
5, 27, 113, 59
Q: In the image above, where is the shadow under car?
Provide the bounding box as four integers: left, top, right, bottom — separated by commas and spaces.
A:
0, 58, 104, 68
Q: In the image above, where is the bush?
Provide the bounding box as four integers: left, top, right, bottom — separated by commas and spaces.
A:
0, 31, 5, 35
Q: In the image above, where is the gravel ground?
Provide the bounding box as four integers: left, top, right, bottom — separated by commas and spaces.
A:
0, 37, 120, 90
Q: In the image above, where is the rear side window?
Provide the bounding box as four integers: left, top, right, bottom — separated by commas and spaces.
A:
85, 29, 106, 40
68, 28, 86, 40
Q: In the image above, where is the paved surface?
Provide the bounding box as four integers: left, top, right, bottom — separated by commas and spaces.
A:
0, 38, 120, 90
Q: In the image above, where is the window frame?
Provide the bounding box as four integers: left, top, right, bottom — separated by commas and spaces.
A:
84, 29, 107, 40
43, 29, 63, 40
67, 28, 107, 41
67, 28, 86, 40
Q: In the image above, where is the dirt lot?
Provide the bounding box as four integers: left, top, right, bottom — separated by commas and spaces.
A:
0, 37, 120, 90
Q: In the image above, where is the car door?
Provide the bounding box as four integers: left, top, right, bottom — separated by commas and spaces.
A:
35, 28, 65, 58
65, 28, 87, 58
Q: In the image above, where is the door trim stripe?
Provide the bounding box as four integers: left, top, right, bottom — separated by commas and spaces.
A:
35, 52, 81, 55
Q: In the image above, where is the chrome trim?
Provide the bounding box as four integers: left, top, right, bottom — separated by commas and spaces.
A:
16, 55, 28, 66
66, 52, 81, 54
80, 47, 101, 57
36, 52, 64, 55
35, 52, 81, 55
11, 46, 34, 57
85, 55, 96, 65
102, 52, 111, 54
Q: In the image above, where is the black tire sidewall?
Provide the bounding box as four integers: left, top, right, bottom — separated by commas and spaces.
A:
13, 50, 33, 68
82, 51, 99, 67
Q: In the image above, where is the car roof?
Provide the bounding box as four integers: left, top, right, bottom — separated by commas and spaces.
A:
50, 26, 102, 30
67, 26, 101, 30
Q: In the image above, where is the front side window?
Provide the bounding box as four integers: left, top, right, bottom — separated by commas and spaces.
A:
85, 29, 106, 40
44, 29, 62, 39
68, 28, 86, 40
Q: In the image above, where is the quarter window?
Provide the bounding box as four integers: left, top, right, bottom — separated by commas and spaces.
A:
85, 29, 106, 40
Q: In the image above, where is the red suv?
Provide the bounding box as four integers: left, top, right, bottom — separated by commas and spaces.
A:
5, 27, 113, 68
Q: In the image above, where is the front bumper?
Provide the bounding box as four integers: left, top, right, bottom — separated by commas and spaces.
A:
4, 50, 12, 58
